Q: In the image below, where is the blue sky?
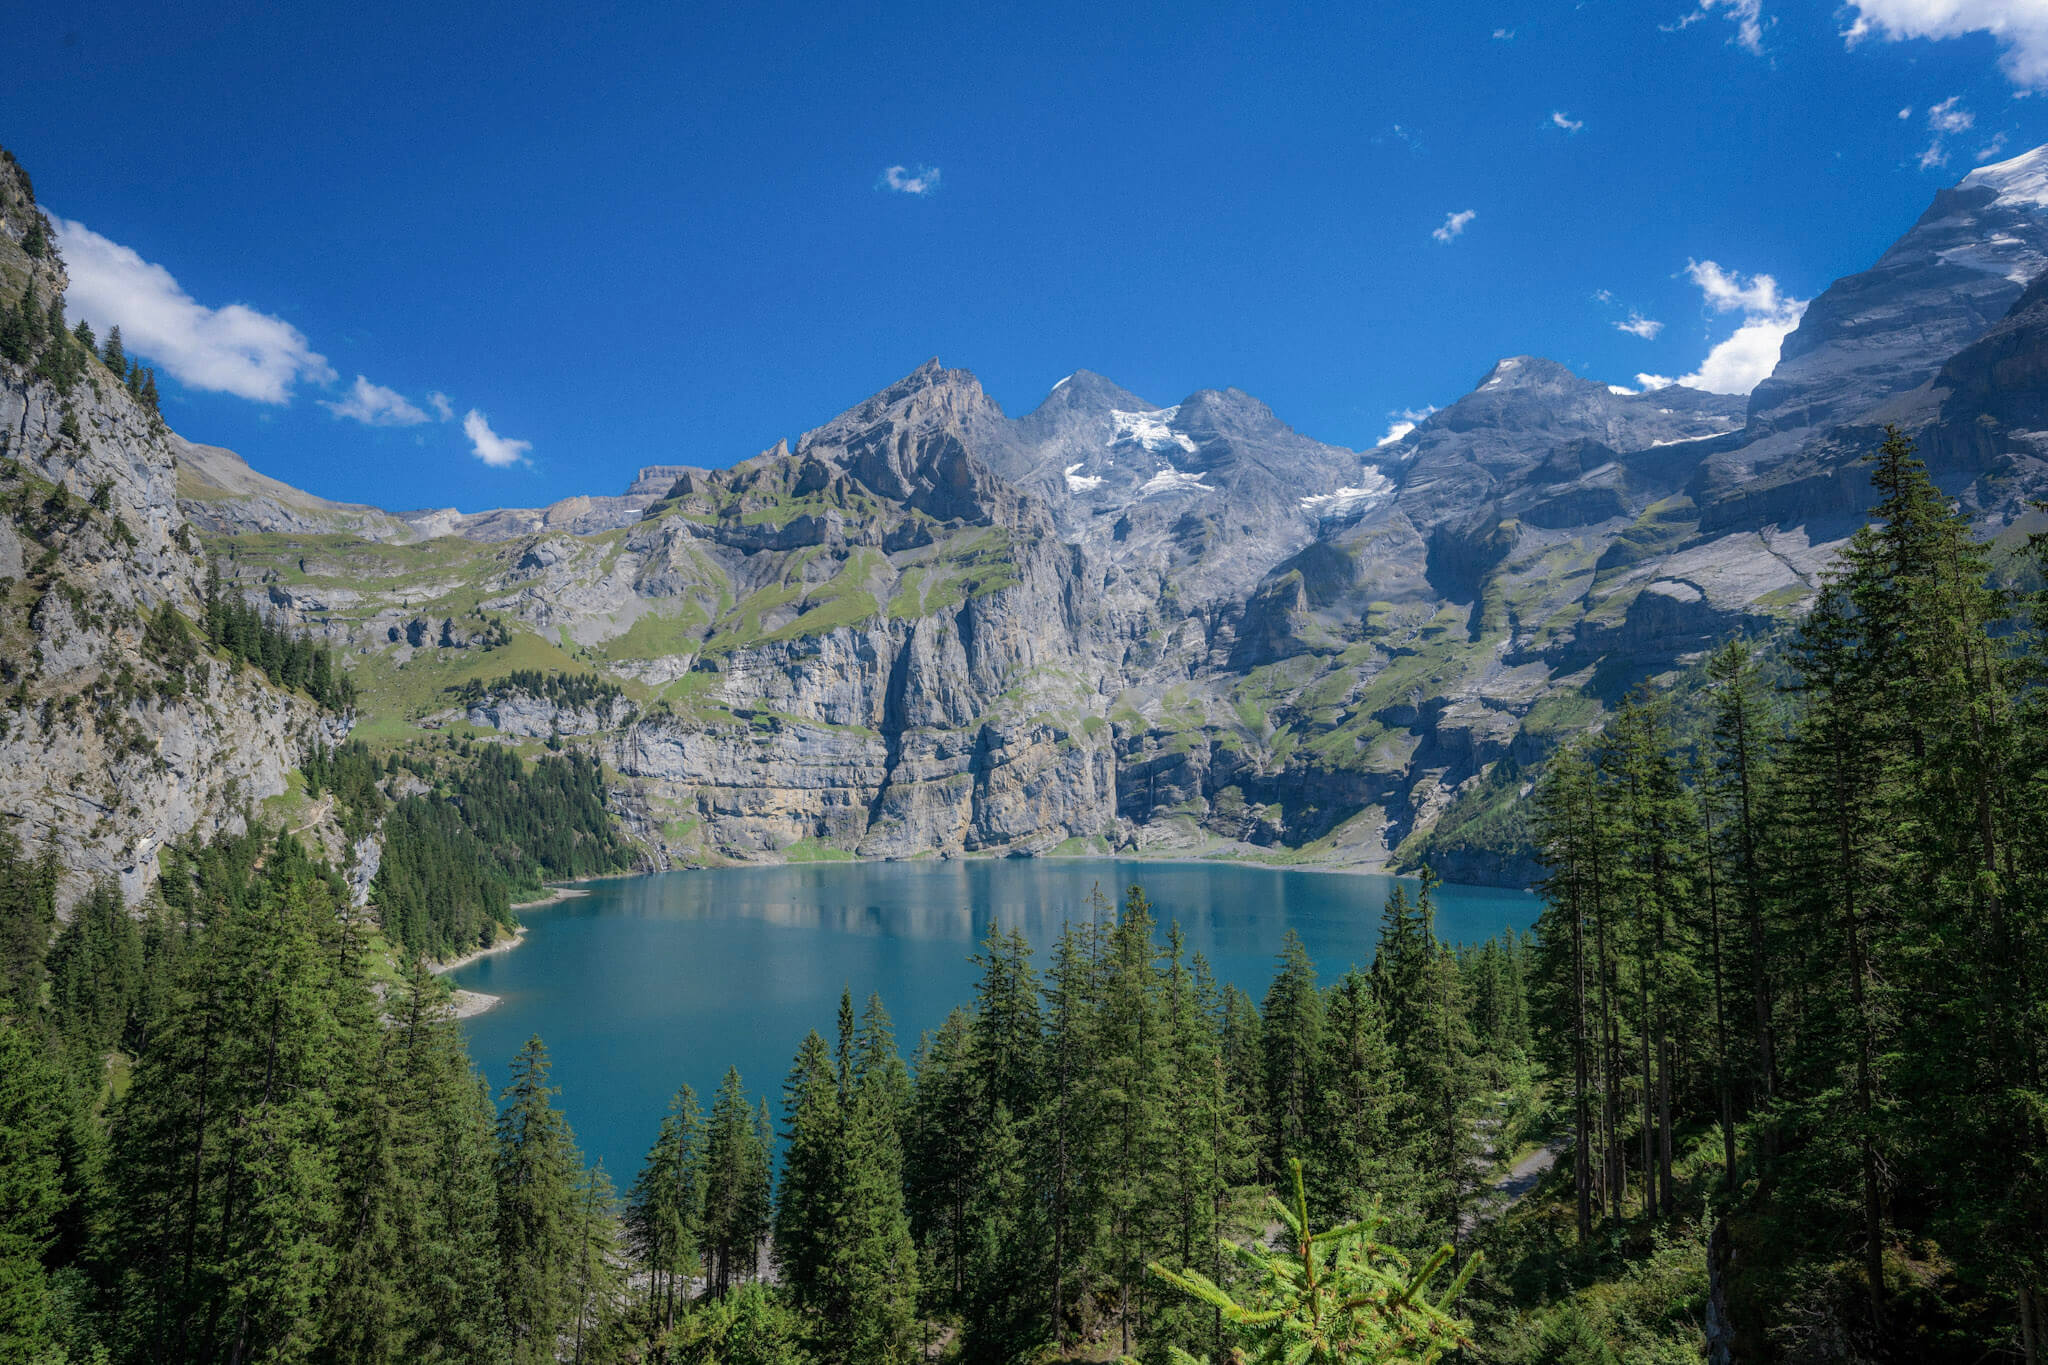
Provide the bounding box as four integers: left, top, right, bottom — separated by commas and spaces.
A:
6, 0, 2048, 510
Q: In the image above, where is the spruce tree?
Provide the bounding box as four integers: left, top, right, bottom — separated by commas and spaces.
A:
495, 1035, 583, 1362
0, 1019, 65, 1360
1259, 929, 1324, 1181
700, 1067, 770, 1295
629, 1083, 705, 1336
773, 1032, 841, 1309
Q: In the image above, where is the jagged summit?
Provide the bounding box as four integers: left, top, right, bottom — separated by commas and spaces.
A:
1960, 142, 2048, 208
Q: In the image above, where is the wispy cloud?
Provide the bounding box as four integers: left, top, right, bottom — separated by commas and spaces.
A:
1979, 132, 2012, 162
1550, 110, 1585, 132
1845, 0, 2048, 90
1641, 259, 1806, 394
51, 216, 334, 403
428, 391, 455, 421
1432, 209, 1477, 243
1615, 312, 1665, 339
1919, 95, 1975, 169
463, 409, 531, 468
1493, 27, 1515, 39
322, 375, 431, 427
878, 164, 941, 196
1375, 406, 1437, 447
1673, 0, 1766, 53
1378, 124, 1424, 154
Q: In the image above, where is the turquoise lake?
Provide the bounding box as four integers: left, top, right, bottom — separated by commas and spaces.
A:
449, 858, 1541, 1181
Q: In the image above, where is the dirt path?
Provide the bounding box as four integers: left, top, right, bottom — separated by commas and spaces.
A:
1461, 1142, 1564, 1234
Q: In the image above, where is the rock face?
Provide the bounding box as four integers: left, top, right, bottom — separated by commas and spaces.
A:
150, 143, 2048, 883
0, 160, 337, 904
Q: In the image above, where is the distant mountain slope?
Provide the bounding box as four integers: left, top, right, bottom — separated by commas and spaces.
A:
141, 145, 2048, 882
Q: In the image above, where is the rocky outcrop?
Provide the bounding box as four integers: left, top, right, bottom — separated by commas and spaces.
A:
0, 349, 335, 905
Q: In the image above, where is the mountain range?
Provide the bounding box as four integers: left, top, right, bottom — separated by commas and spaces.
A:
13, 141, 2048, 898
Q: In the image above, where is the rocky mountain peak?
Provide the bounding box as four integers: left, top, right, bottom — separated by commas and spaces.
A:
795, 360, 1019, 524
1750, 145, 2048, 435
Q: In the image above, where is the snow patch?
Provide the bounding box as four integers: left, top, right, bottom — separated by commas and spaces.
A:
1650, 432, 1722, 448
1109, 407, 1197, 454
1063, 462, 1104, 493
1138, 468, 1215, 496
1050, 374, 1072, 392
1962, 144, 2048, 209
1300, 466, 1393, 518
1608, 384, 1636, 396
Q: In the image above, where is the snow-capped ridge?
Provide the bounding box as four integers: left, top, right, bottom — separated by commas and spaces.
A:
1962, 143, 2048, 210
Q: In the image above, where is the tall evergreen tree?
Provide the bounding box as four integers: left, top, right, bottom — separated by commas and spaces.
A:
495, 1035, 583, 1363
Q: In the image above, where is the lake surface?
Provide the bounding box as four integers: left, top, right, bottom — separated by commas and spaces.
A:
450, 858, 1541, 1181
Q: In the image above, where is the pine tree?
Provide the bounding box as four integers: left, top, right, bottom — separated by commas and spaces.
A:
700, 1067, 770, 1296
773, 1032, 841, 1309
0, 1019, 66, 1360
1037, 914, 1104, 1351
566, 1161, 624, 1365
629, 1083, 705, 1337
100, 324, 124, 374
0, 833, 58, 1018
1303, 968, 1404, 1228
1147, 1158, 1480, 1365
1096, 886, 1170, 1356
1260, 929, 1324, 1181
905, 1009, 975, 1309
1532, 738, 1605, 1239
495, 1035, 583, 1362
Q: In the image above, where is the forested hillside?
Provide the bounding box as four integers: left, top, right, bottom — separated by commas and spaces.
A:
1509, 428, 2048, 1360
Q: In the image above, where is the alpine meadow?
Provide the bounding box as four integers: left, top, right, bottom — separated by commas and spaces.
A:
6, 3, 2048, 1362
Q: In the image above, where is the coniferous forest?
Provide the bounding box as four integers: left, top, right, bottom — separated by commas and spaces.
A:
0, 431, 2041, 1363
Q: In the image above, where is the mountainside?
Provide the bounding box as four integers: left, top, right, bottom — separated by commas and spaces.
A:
22, 143, 2048, 897
0, 151, 345, 902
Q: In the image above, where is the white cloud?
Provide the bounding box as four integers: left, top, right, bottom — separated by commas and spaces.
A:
1550, 110, 1585, 132
428, 391, 455, 421
1899, 105, 1914, 118
51, 216, 334, 403
1634, 373, 1678, 391
1432, 209, 1477, 243
1845, 0, 2048, 90
1676, 0, 1767, 53
1375, 405, 1436, 447
1929, 94, 1975, 133
322, 375, 430, 427
879, 164, 941, 196
463, 409, 531, 468
1615, 312, 1666, 339
1493, 27, 1515, 39
1919, 95, 1976, 168
1669, 259, 1808, 393
1980, 132, 2012, 160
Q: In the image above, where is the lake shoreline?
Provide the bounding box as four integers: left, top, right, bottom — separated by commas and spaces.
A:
431, 885, 592, 1016
646, 850, 1534, 893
